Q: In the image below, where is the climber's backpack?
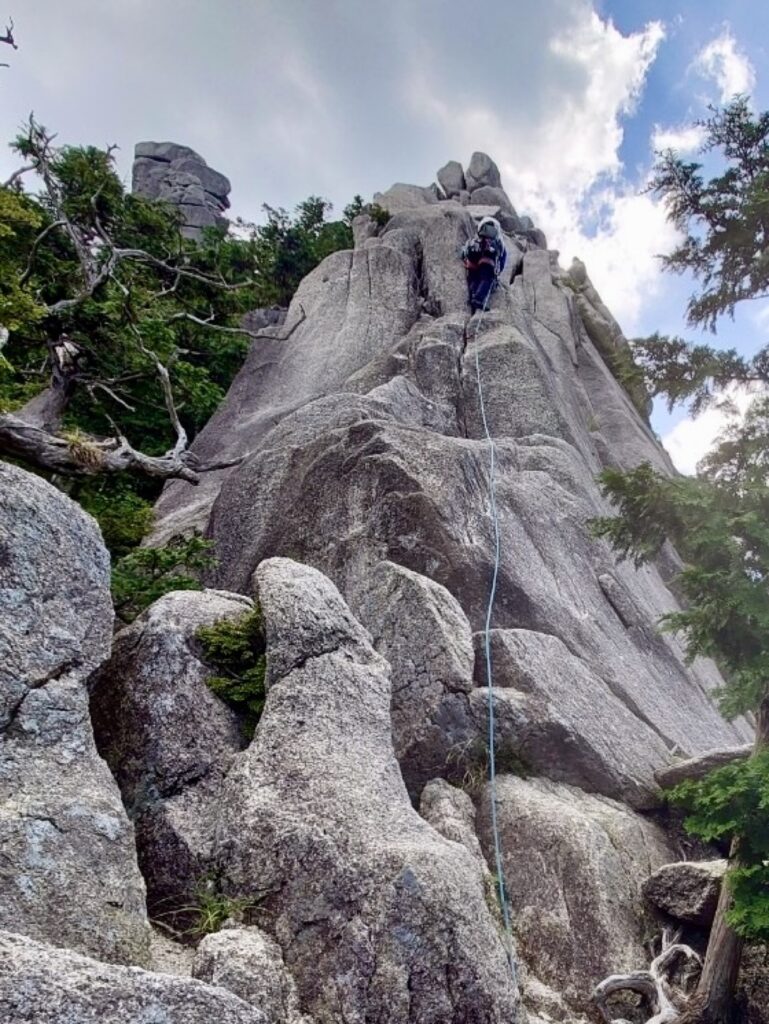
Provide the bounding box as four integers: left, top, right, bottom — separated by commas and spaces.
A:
463, 236, 500, 269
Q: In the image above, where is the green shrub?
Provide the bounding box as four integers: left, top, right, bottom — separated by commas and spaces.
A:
111, 535, 215, 624
75, 478, 155, 558
668, 751, 769, 940
196, 607, 267, 737
343, 194, 390, 228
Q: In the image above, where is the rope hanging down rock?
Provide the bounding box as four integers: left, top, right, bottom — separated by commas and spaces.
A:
471, 280, 518, 986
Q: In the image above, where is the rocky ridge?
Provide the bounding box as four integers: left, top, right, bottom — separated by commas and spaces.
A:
1, 151, 762, 1024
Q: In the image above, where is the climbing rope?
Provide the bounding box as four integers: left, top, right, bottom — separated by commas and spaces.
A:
471, 277, 518, 987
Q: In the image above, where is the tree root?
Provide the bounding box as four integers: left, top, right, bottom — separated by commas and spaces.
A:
593, 928, 702, 1024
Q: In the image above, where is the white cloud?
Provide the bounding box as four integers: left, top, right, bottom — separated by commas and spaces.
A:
662, 387, 757, 475
651, 123, 706, 153
406, 10, 667, 329
692, 27, 756, 102
0, 1, 674, 330
555, 188, 680, 332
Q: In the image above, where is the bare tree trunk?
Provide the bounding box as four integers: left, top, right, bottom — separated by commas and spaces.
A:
15, 336, 81, 433
690, 692, 769, 1023
691, 870, 744, 1023
0, 412, 201, 482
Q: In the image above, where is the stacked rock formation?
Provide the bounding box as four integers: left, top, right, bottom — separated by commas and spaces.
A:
132, 141, 231, 240
143, 152, 755, 1019
2, 151, 763, 1024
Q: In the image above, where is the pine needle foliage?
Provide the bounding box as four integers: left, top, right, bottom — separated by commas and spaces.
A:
111, 536, 216, 624
196, 608, 267, 737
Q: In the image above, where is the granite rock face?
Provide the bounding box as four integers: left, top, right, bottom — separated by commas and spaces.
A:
193, 927, 306, 1023
0, 463, 150, 965
642, 859, 727, 926
437, 159, 466, 197
351, 560, 477, 797
89, 589, 252, 913
152, 154, 749, 789
132, 154, 755, 1015
215, 557, 520, 1024
132, 140, 231, 240
466, 150, 503, 191
471, 628, 669, 808
476, 776, 674, 1012
0, 930, 268, 1024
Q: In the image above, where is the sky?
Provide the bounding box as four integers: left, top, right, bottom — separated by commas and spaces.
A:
2, 0, 768, 473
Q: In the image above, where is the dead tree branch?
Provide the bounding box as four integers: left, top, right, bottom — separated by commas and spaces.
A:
257, 305, 306, 340
0, 412, 201, 482
1, 17, 17, 49
593, 928, 702, 1024
3, 164, 34, 187
1, 16, 16, 63
19, 219, 67, 285
0, 117, 264, 484
127, 323, 188, 458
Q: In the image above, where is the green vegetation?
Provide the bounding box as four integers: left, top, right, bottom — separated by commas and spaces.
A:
595, 96, 769, 1019
450, 736, 531, 795
196, 608, 267, 737
0, 119, 360, 607
648, 97, 769, 331
183, 882, 256, 937
244, 195, 354, 307
111, 536, 215, 624
669, 753, 769, 940
343, 194, 391, 228
153, 876, 257, 939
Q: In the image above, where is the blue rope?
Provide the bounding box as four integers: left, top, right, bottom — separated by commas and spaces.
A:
471, 280, 517, 986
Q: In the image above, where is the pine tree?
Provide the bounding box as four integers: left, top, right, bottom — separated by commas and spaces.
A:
595, 97, 769, 1023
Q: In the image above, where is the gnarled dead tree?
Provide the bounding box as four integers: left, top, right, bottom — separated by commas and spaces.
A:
593, 928, 702, 1024
0, 117, 271, 483
0, 16, 16, 67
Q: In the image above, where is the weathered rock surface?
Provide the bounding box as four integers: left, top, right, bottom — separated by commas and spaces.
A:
193, 927, 305, 1022
0, 930, 267, 1023
470, 184, 520, 220
477, 776, 674, 1012
352, 211, 380, 248
740, 944, 769, 1024
472, 628, 669, 807
146, 156, 755, 1009
202, 367, 748, 766
132, 140, 231, 240
373, 182, 439, 215
0, 462, 112, 725
642, 859, 727, 926
437, 159, 466, 197
90, 589, 251, 912
419, 778, 488, 873
351, 560, 476, 796
655, 744, 753, 789
241, 306, 287, 333
215, 557, 520, 1024
0, 463, 150, 965
466, 151, 502, 191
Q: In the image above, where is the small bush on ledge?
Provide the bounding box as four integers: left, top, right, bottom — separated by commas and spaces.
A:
196, 607, 267, 738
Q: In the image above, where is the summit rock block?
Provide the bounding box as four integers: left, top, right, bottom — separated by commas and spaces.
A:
132, 140, 231, 241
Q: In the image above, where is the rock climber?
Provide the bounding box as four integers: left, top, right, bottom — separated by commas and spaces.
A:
461, 216, 507, 313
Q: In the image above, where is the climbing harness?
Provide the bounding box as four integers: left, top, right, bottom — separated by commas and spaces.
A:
471, 282, 518, 987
